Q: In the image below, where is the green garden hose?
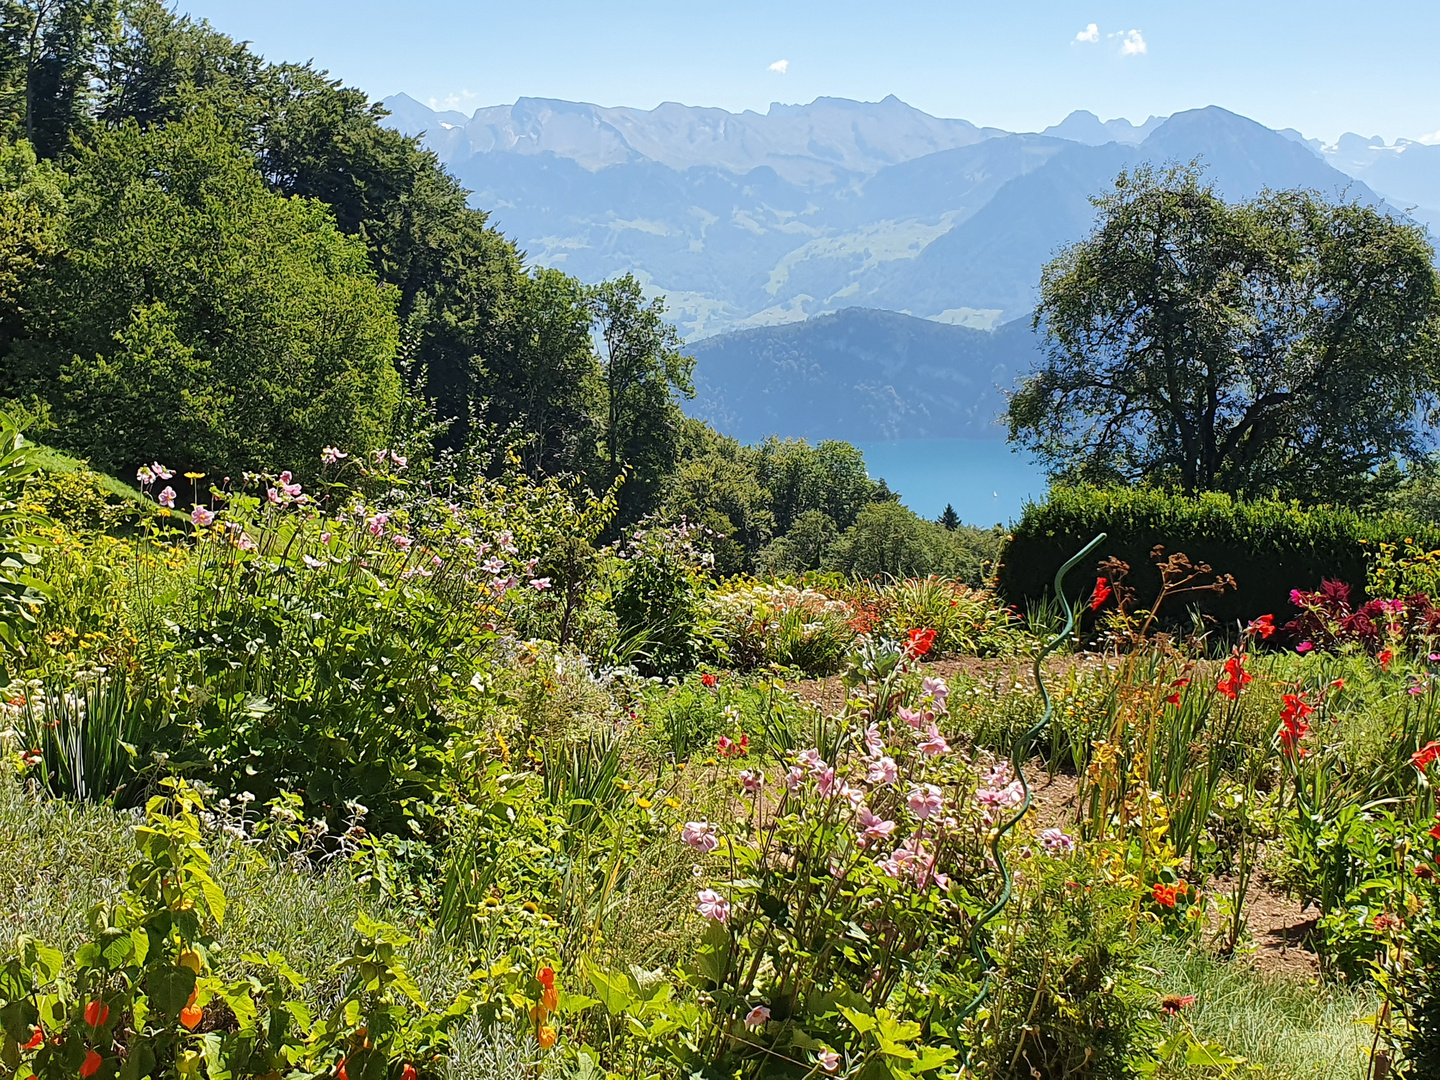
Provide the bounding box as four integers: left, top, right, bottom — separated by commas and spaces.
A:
953, 532, 1107, 1062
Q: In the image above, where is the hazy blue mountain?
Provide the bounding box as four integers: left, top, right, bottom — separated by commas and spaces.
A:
383, 97, 1400, 339
687, 308, 1037, 442
374, 93, 1434, 446
1319, 133, 1440, 223
1040, 110, 1163, 145
382, 93, 1006, 186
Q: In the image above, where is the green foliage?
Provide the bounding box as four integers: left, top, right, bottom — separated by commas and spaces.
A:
606, 519, 713, 676
0, 782, 472, 1080
824, 501, 998, 584
591, 274, 695, 522
1010, 162, 1440, 504
4, 114, 400, 477
0, 417, 47, 675
999, 484, 1439, 625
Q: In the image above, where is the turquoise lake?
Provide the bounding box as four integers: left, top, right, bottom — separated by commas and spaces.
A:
852, 438, 1049, 527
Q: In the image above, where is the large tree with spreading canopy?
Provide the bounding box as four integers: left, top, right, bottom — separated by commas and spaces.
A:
1007, 163, 1440, 504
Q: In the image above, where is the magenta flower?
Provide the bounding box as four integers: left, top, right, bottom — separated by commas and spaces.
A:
696, 888, 730, 922
907, 784, 945, 820
856, 805, 897, 844
391, 534, 413, 550
796, 747, 826, 772
158, 487, 176, 509
898, 706, 926, 730
784, 766, 806, 791
922, 675, 949, 709
816, 767, 837, 798
681, 820, 719, 853
739, 770, 764, 794
917, 725, 951, 756
191, 506, 214, 527
866, 755, 898, 786
1296, 641, 1314, 654
1038, 827, 1076, 855
743, 1005, 771, 1028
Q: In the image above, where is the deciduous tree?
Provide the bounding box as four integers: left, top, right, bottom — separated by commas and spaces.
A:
1008, 163, 1440, 504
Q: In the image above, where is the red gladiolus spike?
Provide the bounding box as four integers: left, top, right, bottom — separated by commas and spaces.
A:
1090, 577, 1112, 610
1247, 614, 1276, 639
1413, 741, 1440, 770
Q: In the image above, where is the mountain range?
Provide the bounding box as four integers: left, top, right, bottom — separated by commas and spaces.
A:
379, 94, 1440, 443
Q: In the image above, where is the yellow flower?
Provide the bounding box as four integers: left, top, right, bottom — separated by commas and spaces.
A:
521, 901, 539, 914
635, 797, 652, 809
664, 798, 680, 809
184, 472, 205, 480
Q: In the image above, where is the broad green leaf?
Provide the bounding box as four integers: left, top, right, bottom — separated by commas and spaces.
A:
146, 966, 197, 1016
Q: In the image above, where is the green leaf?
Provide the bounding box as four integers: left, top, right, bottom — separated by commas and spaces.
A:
839, 1004, 876, 1034
586, 966, 636, 1015
146, 965, 196, 1016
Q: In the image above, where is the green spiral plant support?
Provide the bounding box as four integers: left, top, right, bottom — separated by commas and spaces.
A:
953, 532, 1107, 1062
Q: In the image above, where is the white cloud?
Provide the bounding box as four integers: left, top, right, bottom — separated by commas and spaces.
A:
1417, 130, 1440, 145
1074, 23, 1100, 44
768, 59, 789, 74
1115, 29, 1147, 55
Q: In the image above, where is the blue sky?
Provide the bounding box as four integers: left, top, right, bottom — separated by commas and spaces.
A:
175, 1, 1440, 144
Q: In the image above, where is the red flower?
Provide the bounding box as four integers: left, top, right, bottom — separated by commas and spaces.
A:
1165, 693, 1181, 706
1414, 740, 1440, 771
84, 1000, 109, 1028
22, 1026, 42, 1051
337, 1057, 349, 1080
1160, 994, 1196, 1015
537, 966, 556, 989
402, 1066, 417, 1080
1430, 822, 1440, 842
1151, 883, 1178, 908
1247, 614, 1276, 639
1090, 577, 1112, 610
80, 1050, 102, 1079
717, 733, 749, 758
905, 628, 936, 657
1215, 654, 1252, 700
1379, 649, 1394, 669
700, 673, 718, 688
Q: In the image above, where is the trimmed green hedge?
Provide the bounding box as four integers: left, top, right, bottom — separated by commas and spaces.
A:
997, 486, 1440, 626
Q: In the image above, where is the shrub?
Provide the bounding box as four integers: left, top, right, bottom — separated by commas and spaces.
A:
704, 581, 857, 674
999, 485, 1439, 626
824, 502, 997, 585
